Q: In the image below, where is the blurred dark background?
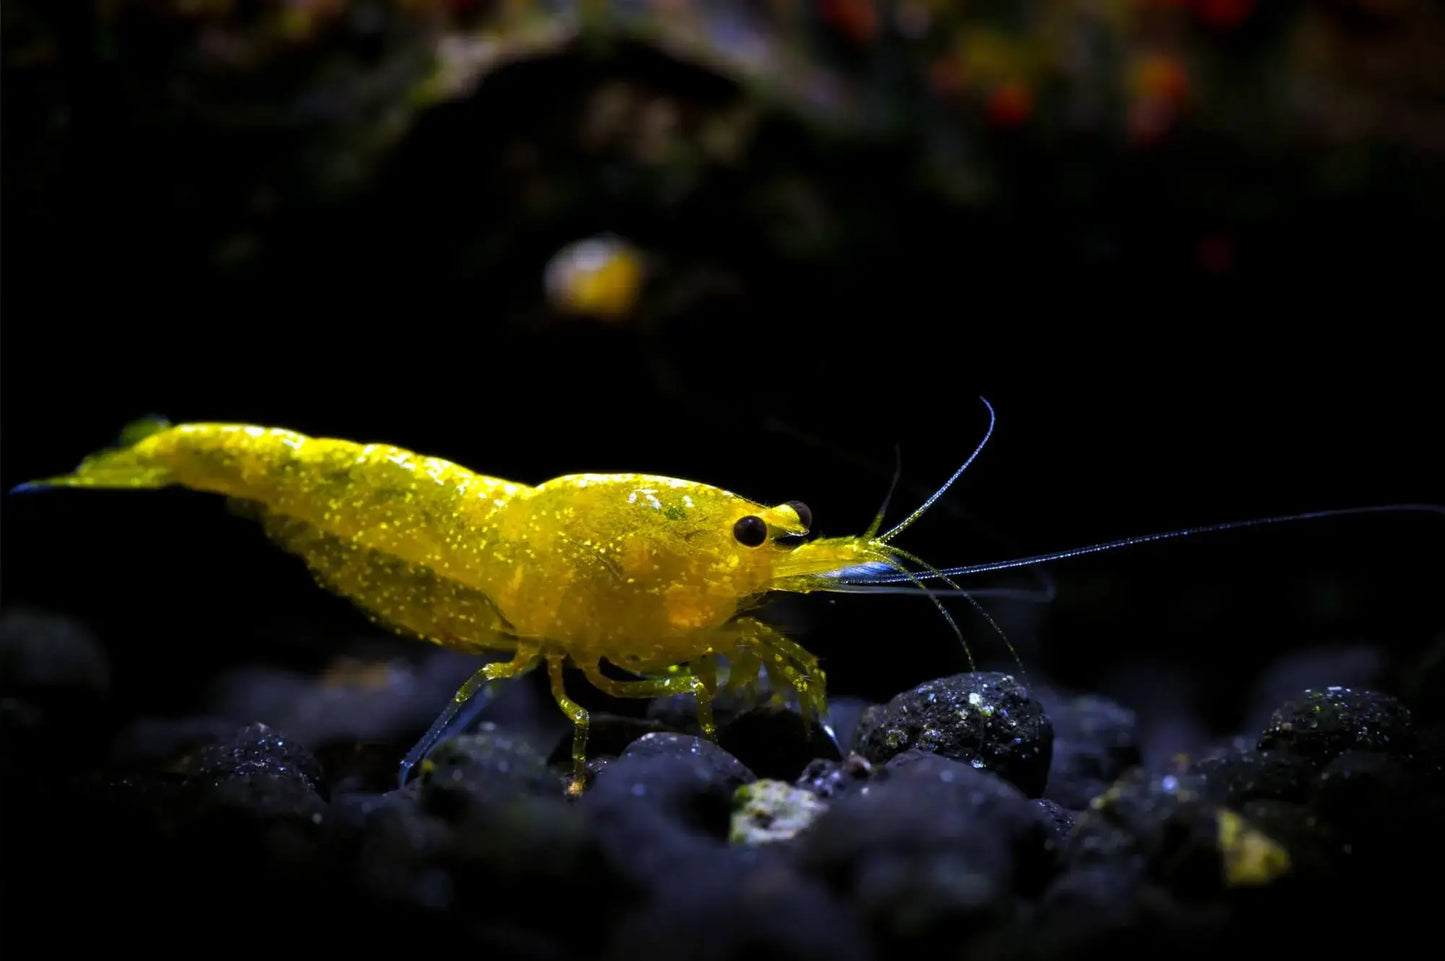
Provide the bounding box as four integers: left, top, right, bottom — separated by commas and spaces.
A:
3, 0, 1442, 753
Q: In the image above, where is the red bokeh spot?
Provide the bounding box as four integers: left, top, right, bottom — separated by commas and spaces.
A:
987, 82, 1033, 127
1194, 0, 1254, 28
929, 58, 965, 97
818, 0, 879, 45
1138, 54, 1190, 104
1197, 232, 1235, 274
1127, 99, 1177, 145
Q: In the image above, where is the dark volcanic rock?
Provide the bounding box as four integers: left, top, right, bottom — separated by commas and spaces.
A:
420, 725, 563, 816
1191, 746, 1316, 808
1042, 693, 1142, 809
178, 723, 330, 877
590, 732, 755, 828
605, 856, 872, 961
347, 792, 461, 908
1243, 646, 1385, 736
211, 649, 564, 762
110, 715, 239, 772
0, 608, 110, 696
1234, 799, 1340, 883
1258, 687, 1414, 764
189, 721, 326, 795
1064, 769, 1289, 898
0, 609, 111, 762
647, 690, 856, 781
1035, 798, 1078, 848
582, 728, 863, 961
352, 783, 625, 953
1186, 698, 1440, 892
1309, 750, 1414, 855
1014, 865, 1231, 961
579, 733, 756, 887
797, 754, 1056, 948
851, 672, 1053, 797
720, 703, 843, 780
796, 753, 874, 800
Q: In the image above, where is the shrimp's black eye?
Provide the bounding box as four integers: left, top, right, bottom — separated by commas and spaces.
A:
732, 515, 768, 547
786, 500, 813, 531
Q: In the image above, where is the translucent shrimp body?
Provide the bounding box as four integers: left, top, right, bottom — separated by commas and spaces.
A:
17, 418, 898, 792
18, 410, 1439, 794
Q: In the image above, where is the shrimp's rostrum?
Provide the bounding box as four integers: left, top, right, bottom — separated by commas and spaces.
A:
17, 419, 890, 792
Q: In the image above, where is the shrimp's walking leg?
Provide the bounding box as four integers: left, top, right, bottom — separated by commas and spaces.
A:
721, 648, 763, 703
733, 618, 839, 752
547, 654, 591, 797
580, 657, 719, 741
398, 645, 538, 787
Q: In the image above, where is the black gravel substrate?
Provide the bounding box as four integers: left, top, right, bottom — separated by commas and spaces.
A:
2, 607, 1440, 960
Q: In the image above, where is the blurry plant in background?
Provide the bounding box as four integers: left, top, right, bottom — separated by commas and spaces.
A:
6, 0, 1442, 300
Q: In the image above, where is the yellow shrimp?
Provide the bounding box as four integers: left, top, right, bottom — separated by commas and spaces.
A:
14, 414, 929, 793
15, 404, 1440, 795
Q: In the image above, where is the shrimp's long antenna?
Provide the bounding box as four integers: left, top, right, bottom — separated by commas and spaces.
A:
862, 549, 974, 670
845, 503, 1445, 585
883, 543, 1026, 676
822, 584, 1057, 603
880, 396, 995, 544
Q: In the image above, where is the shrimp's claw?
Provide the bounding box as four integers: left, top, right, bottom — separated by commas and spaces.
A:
730, 618, 830, 734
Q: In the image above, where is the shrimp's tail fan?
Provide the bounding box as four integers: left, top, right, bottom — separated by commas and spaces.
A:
11, 416, 175, 492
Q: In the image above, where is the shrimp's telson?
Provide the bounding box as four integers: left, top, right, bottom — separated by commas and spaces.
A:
16, 417, 916, 793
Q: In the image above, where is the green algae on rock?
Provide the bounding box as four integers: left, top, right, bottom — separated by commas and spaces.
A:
730, 779, 827, 845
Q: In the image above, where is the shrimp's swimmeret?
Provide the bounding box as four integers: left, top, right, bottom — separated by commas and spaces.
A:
16, 406, 1441, 794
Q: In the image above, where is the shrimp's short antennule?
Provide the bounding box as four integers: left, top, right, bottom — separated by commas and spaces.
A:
877, 396, 996, 543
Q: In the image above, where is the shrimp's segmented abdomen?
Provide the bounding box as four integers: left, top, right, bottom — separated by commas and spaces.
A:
19, 420, 846, 793
34, 423, 531, 652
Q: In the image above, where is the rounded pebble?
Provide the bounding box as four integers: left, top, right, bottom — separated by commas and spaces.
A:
851, 672, 1053, 797
1257, 687, 1414, 764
